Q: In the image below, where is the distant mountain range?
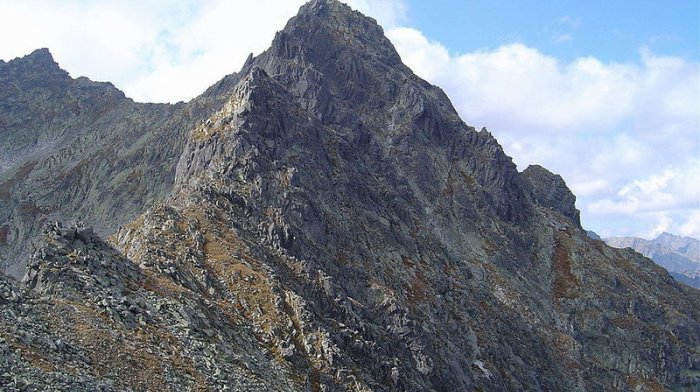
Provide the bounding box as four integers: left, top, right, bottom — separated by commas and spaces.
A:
605, 233, 700, 289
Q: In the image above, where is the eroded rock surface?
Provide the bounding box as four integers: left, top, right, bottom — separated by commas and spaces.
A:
522, 164, 581, 227
1, 1, 698, 391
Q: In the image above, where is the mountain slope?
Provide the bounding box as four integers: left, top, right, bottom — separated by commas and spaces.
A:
0, 48, 243, 277
1, 1, 699, 391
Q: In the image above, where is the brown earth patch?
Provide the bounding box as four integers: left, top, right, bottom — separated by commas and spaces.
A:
0, 224, 9, 246
552, 234, 579, 299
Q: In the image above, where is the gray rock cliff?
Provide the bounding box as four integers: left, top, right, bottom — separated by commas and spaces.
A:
522, 164, 581, 227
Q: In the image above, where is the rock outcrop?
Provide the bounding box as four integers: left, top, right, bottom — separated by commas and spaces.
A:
522, 164, 581, 227
1, 221, 299, 390
1, 1, 698, 391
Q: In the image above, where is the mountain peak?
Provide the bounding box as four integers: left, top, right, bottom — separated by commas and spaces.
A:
9, 48, 59, 69
2, 2, 699, 390
269, 0, 402, 68
657, 231, 690, 241
1, 47, 69, 82
25, 47, 54, 61
298, 0, 358, 18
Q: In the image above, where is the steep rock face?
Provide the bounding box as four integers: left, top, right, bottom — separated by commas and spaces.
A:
0, 49, 125, 164
160, 1, 698, 390
0, 1, 698, 391
522, 164, 581, 227
250, 0, 531, 225
166, 6, 552, 388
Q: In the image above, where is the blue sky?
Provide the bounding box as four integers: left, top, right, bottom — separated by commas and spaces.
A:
406, 0, 699, 63
0, 0, 698, 241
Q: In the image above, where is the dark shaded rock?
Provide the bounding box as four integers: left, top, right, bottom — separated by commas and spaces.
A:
522, 164, 581, 227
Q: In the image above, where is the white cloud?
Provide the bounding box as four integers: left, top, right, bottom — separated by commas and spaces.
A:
631, 209, 700, 241
570, 179, 609, 198
0, 1, 160, 83
0, 0, 407, 103
586, 159, 699, 239
387, 28, 681, 132
124, 0, 309, 102
553, 34, 573, 43
647, 212, 674, 239
588, 160, 699, 215
589, 134, 651, 175
556, 16, 582, 29
550, 16, 580, 44
679, 210, 700, 239
345, 0, 407, 28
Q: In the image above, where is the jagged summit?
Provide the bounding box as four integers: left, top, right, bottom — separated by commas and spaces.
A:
1, 48, 196, 278
1, 1, 699, 391
178, 0, 531, 230
280, 0, 401, 64
299, 0, 365, 17
3, 48, 61, 69
294, 0, 383, 30
0, 47, 128, 109
21, 47, 55, 62
199, 0, 402, 105
0, 48, 70, 88
522, 164, 581, 227
657, 231, 699, 245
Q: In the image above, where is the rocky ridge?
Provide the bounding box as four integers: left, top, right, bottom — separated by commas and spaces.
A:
0, 47, 240, 278
1, 1, 699, 391
522, 164, 581, 227
2, 221, 299, 391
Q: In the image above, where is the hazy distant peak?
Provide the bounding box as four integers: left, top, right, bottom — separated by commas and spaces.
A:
604, 232, 700, 288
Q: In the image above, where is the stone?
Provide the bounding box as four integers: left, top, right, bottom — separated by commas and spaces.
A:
0, 1, 697, 391
522, 164, 581, 227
